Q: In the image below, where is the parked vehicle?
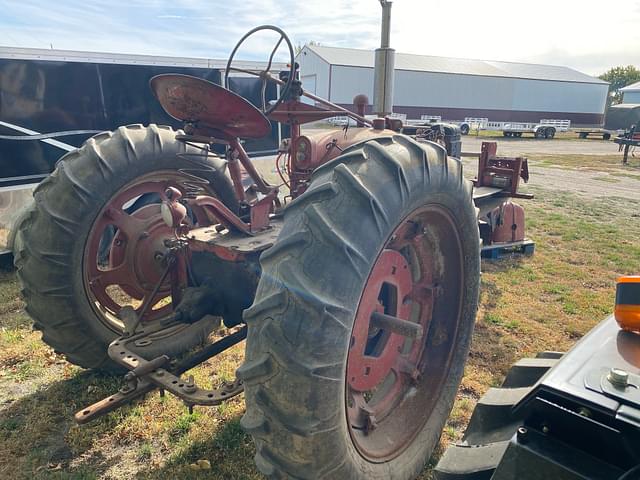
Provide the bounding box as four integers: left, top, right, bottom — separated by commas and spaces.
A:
0, 46, 285, 255
499, 119, 571, 139
453, 118, 570, 139
607, 103, 640, 163
434, 276, 640, 480
573, 104, 640, 140
327, 115, 357, 126
14, 25, 531, 480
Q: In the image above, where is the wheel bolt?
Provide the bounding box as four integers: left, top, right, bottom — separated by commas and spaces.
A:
517, 426, 528, 444
183, 375, 197, 394
608, 368, 629, 388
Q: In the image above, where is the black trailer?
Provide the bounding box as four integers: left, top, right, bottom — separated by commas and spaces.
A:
606, 104, 640, 164
574, 103, 640, 141
0, 46, 286, 254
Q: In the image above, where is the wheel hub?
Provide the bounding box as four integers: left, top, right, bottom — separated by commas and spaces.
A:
347, 249, 413, 392
84, 175, 186, 329
346, 206, 463, 462
109, 205, 173, 292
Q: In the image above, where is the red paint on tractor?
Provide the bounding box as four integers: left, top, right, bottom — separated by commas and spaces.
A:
489, 201, 526, 244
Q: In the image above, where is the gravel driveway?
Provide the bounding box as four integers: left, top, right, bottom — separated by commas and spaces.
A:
460, 137, 639, 200
460, 158, 640, 201
462, 136, 621, 156
259, 130, 638, 201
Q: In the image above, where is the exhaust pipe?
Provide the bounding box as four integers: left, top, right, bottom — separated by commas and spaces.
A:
373, 0, 395, 117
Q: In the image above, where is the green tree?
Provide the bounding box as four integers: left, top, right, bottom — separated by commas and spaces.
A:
599, 65, 640, 105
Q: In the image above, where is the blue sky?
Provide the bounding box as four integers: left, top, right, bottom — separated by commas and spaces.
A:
1, 0, 639, 75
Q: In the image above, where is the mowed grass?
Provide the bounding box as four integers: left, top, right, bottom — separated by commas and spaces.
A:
0, 186, 639, 479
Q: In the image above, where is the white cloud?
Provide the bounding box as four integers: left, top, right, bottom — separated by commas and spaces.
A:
0, 0, 638, 75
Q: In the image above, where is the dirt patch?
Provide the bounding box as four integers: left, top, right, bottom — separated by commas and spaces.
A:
462, 135, 622, 156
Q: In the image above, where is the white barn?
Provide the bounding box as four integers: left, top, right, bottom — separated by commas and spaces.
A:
297, 45, 609, 127
621, 81, 640, 104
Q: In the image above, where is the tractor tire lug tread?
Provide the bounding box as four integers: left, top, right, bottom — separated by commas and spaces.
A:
15, 124, 236, 371
240, 135, 480, 479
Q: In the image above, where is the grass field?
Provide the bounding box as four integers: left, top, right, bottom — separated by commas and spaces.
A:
0, 157, 639, 479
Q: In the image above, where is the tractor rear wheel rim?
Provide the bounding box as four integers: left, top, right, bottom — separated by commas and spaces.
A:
84, 171, 190, 332
346, 205, 464, 462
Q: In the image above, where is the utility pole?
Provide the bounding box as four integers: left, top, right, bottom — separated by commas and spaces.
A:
373, 0, 395, 117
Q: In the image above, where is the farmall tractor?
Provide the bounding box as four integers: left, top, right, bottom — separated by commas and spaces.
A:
14, 26, 529, 479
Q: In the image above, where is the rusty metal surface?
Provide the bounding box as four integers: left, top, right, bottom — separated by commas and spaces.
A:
476, 141, 530, 195
189, 218, 282, 256
75, 377, 157, 425
75, 326, 248, 424
268, 101, 346, 124
83, 174, 193, 327
346, 205, 463, 461
189, 195, 252, 235
289, 128, 395, 182
489, 201, 526, 244
230, 137, 273, 195
150, 74, 271, 139
249, 193, 275, 232
108, 326, 246, 405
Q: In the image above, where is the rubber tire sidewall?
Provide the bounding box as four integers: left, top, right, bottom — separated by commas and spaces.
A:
240, 135, 480, 479
17, 124, 237, 371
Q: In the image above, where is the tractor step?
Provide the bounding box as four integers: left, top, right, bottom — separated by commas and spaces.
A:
433, 355, 562, 479
481, 239, 535, 260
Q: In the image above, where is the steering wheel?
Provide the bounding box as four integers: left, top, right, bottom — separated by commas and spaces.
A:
224, 25, 296, 116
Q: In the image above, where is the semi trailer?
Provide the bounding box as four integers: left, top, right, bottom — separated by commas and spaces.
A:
0, 46, 286, 256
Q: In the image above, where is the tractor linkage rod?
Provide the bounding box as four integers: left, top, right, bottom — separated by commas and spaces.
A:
74, 326, 247, 424
370, 311, 423, 340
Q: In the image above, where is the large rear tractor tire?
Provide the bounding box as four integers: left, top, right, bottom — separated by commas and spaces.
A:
15, 124, 237, 371
239, 135, 480, 479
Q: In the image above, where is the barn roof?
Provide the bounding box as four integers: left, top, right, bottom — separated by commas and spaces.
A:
621, 81, 640, 92
303, 45, 607, 85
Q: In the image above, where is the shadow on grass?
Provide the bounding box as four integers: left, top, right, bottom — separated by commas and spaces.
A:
469, 255, 532, 384
0, 370, 134, 479
0, 367, 259, 479
137, 414, 258, 480
0, 254, 14, 272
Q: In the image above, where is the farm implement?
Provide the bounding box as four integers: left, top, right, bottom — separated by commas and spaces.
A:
16, 26, 532, 479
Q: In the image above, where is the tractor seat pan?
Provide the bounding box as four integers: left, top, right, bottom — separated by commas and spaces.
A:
150, 74, 271, 139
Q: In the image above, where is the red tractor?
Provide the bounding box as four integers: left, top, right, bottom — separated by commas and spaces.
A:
16, 26, 486, 479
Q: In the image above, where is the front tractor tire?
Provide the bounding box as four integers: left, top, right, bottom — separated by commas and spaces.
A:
15, 124, 237, 371
239, 135, 480, 479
